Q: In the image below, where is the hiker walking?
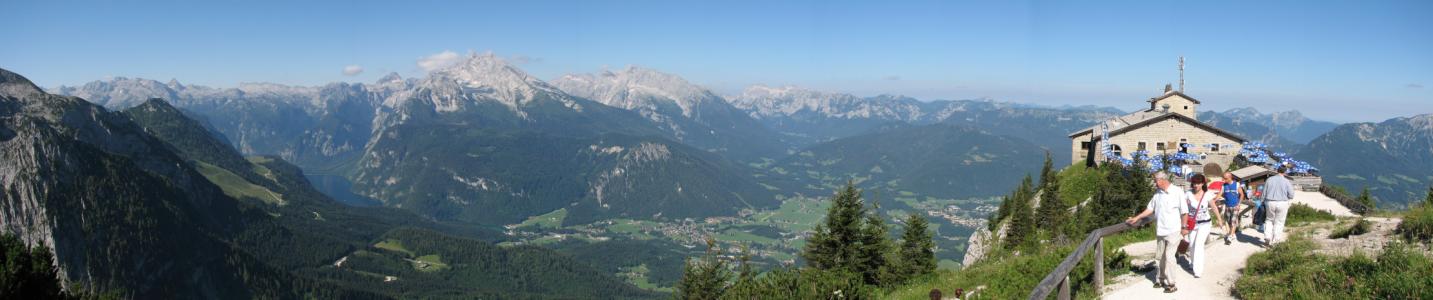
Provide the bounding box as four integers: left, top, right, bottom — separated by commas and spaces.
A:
1126, 171, 1187, 293
1218, 172, 1245, 245
1184, 174, 1219, 278
1262, 166, 1296, 245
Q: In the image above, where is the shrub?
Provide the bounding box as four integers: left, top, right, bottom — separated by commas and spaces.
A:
1329, 218, 1371, 239
1057, 164, 1104, 207
1397, 204, 1433, 243
1286, 203, 1336, 226
1236, 237, 1433, 299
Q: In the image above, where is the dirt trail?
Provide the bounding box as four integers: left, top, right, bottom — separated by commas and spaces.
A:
1101, 190, 1360, 299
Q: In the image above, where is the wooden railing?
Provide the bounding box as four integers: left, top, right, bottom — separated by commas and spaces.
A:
1027, 217, 1152, 300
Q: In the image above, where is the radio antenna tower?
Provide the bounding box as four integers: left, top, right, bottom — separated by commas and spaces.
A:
1178, 56, 1185, 93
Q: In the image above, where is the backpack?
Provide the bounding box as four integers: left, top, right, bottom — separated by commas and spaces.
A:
1253, 200, 1267, 225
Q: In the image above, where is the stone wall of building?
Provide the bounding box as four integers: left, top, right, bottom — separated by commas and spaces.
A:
1069, 116, 1241, 168
1150, 94, 1198, 119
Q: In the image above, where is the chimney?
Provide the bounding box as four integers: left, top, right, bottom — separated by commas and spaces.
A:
1164, 83, 1173, 94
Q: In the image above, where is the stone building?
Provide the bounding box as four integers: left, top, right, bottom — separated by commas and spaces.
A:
1068, 85, 1246, 168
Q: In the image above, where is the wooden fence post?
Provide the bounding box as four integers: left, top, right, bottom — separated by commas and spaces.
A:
1058, 275, 1071, 300
1094, 237, 1105, 294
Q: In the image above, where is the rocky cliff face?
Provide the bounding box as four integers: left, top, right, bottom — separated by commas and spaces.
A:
1, 68, 279, 297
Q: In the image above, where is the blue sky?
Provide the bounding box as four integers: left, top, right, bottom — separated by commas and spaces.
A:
3, 0, 1429, 122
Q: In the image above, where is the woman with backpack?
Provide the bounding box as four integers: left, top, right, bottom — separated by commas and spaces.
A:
1183, 174, 1220, 278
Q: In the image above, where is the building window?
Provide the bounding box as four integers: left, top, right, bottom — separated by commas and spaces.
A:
1111, 145, 1123, 158
1138, 142, 1147, 151
1184, 106, 1189, 110
1156, 142, 1166, 150
1080, 141, 1091, 150
1212, 143, 1220, 152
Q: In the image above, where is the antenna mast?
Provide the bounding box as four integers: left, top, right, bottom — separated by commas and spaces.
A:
1178, 56, 1185, 93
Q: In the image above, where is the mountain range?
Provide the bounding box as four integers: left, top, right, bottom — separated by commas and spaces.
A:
27, 54, 1406, 296
3, 68, 658, 298
46, 55, 1361, 223
1299, 114, 1433, 209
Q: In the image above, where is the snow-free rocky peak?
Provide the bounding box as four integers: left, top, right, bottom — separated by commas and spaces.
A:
0, 68, 43, 97
552, 66, 719, 117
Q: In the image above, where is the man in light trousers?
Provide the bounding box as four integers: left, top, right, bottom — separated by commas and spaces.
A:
1262, 165, 1296, 246
1127, 171, 1188, 293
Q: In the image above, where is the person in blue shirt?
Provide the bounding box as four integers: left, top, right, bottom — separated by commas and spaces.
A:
1217, 172, 1245, 245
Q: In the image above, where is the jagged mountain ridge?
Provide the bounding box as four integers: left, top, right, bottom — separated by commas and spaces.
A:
552, 66, 787, 161
352, 55, 775, 225
1300, 114, 1433, 209
51, 73, 409, 172
1219, 107, 1340, 144
730, 86, 1125, 165
116, 97, 657, 298
0, 68, 362, 298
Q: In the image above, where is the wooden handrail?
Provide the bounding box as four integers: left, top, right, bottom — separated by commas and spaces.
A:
1027, 217, 1152, 300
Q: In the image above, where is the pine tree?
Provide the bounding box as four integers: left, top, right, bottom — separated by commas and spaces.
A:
896, 213, 936, 280
802, 181, 867, 272
1004, 175, 1036, 250
855, 199, 892, 286
0, 234, 67, 299
994, 192, 1013, 227
1358, 187, 1376, 211
675, 237, 731, 300
1035, 153, 1069, 234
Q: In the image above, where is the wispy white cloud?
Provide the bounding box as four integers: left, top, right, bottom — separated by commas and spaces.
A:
342, 65, 364, 76
417, 50, 463, 72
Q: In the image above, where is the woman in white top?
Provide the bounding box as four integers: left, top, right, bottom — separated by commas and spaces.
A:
1184, 174, 1222, 278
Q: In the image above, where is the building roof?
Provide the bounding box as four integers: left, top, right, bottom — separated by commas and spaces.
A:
1230, 165, 1274, 181
1068, 110, 1167, 137
1147, 91, 1201, 104
1067, 111, 1247, 143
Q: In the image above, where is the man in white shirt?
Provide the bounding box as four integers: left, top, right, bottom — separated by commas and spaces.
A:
1126, 171, 1188, 293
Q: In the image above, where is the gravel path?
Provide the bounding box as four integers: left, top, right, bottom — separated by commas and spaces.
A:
1101, 190, 1355, 299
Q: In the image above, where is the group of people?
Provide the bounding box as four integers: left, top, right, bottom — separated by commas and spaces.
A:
1125, 165, 1298, 293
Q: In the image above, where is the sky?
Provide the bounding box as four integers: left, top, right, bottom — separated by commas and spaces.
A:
3, 0, 1430, 122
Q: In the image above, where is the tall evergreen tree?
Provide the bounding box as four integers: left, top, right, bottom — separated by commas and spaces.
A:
0, 234, 68, 299
896, 213, 936, 279
991, 191, 1014, 231
1082, 162, 1151, 233
853, 195, 894, 286
1358, 187, 1377, 211
675, 237, 731, 300
1004, 175, 1036, 250
802, 182, 867, 272
1035, 153, 1069, 233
